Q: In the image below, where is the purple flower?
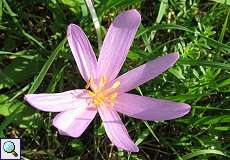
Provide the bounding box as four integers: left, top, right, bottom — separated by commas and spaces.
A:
24, 9, 190, 152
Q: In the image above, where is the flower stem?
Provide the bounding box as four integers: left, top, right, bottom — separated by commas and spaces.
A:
85, 0, 102, 51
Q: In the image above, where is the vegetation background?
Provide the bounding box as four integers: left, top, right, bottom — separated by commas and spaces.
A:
0, 0, 229, 159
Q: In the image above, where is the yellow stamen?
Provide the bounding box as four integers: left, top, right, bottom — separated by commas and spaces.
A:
111, 81, 120, 89
85, 76, 120, 108
85, 76, 98, 90
88, 91, 95, 97
109, 92, 118, 100
93, 93, 105, 105
94, 97, 104, 105
99, 75, 107, 88
85, 77, 92, 89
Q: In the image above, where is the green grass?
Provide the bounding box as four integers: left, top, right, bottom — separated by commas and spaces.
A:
0, 0, 230, 159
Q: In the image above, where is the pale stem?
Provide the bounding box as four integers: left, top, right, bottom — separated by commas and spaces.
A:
85, 0, 102, 51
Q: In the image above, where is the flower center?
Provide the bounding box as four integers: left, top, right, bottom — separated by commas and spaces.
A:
85, 76, 120, 107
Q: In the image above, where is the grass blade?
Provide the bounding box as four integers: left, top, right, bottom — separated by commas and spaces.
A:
219, 11, 229, 42
178, 59, 230, 70
181, 149, 229, 159
137, 24, 230, 52
0, 38, 66, 136
156, 0, 168, 23
28, 38, 66, 94
210, 0, 230, 5
2, 0, 46, 50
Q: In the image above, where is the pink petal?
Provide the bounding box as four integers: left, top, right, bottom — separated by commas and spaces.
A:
114, 93, 191, 121
24, 89, 88, 112
114, 53, 179, 93
98, 106, 139, 152
67, 24, 97, 81
97, 9, 141, 81
53, 106, 97, 137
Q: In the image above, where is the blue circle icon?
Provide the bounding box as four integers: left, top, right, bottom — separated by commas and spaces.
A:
3, 141, 18, 157
3, 141, 15, 153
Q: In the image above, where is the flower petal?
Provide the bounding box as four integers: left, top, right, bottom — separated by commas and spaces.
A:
115, 93, 191, 121
98, 106, 139, 152
97, 9, 141, 81
67, 24, 97, 81
24, 89, 88, 112
114, 53, 179, 93
53, 106, 97, 137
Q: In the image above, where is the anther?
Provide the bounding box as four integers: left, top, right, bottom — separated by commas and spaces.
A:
85, 77, 92, 89
109, 92, 118, 100
99, 75, 107, 88
111, 81, 120, 89
87, 91, 95, 97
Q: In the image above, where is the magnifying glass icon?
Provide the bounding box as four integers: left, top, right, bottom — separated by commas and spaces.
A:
3, 141, 18, 157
